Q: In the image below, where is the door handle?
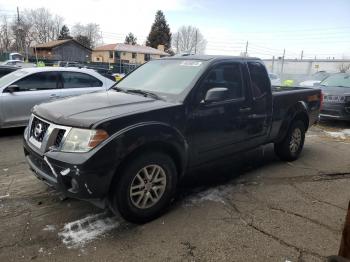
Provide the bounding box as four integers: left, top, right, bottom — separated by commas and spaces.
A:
239, 107, 251, 113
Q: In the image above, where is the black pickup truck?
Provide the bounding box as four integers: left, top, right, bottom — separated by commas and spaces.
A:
23, 56, 322, 223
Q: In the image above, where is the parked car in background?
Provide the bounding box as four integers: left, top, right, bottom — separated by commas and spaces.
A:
23, 56, 322, 223
299, 71, 330, 87
0, 67, 115, 128
268, 73, 281, 86
319, 73, 350, 121
0, 65, 19, 78
53, 61, 82, 67
113, 73, 125, 82
1, 60, 36, 68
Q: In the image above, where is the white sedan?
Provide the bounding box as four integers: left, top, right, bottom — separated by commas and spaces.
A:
0, 67, 115, 128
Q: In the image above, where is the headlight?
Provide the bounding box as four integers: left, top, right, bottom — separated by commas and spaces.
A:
61, 128, 109, 153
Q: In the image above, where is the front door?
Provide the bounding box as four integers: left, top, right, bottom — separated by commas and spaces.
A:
1, 72, 60, 127
188, 61, 251, 165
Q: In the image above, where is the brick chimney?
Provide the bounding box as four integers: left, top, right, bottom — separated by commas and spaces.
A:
157, 45, 165, 52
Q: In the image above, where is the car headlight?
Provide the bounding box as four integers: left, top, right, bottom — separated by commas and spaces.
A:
61, 128, 109, 153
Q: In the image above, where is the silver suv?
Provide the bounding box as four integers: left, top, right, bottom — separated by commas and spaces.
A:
0, 67, 115, 128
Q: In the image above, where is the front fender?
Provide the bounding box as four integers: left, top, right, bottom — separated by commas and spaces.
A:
107, 121, 188, 176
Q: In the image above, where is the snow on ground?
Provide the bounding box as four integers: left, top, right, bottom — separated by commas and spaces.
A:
43, 225, 56, 232
324, 129, 350, 139
58, 212, 120, 248
186, 185, 233, 205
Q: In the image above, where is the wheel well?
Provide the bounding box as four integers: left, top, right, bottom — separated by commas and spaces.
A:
108, 141, 184, 195
293, 112, 309, 131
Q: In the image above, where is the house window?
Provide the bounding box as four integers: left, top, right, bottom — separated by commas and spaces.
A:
96, 57, 100, 61
115, 51, 121, 59
144, 54, 150, 61
132, 53, 136, 59
122, 52, 126, 56
109, 51, 113, 59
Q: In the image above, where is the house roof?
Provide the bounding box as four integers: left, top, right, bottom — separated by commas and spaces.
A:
94, 43, 169, 56
34, 39, 92, 50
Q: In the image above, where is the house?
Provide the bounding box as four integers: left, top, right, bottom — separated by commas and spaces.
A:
92, 43, 169, 64
32, 39, 92, 62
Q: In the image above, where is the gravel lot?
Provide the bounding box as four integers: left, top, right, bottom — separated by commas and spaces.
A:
0, 121, 349, 262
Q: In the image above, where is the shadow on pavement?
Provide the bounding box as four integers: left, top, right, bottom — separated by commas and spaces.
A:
0, 127, 25, 137
319, 119, 350, 129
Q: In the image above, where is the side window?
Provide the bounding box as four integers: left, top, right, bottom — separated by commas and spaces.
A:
248, 62, 270, 98
198, 63, 244, 102
61, 72, 103, 88
13, 72, 58, 91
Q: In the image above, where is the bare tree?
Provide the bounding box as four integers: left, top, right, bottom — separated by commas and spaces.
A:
338, 63, 350, 73
0, 15, 13, 52
172, 25, 207, 54
71, 23, 102, 48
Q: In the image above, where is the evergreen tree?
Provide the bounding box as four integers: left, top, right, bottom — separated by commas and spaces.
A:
124, 33, 137, 45
75, 35, 92, 48
58, 25, 72, 40
146, 10, 171, 52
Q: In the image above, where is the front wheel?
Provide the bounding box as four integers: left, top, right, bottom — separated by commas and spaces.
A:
274, 120, 306, 161
109, 152, 177, 224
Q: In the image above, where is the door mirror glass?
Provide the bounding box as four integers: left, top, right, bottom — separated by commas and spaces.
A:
204, 87, 228, 103
5, 84, 19, 93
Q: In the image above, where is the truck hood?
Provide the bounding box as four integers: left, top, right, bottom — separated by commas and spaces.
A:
33, 90, 174, 128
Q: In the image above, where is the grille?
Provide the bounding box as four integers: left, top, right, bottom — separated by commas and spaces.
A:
54, 129, 66, 147
324, 95, 345, 103
30, 117, 50, 142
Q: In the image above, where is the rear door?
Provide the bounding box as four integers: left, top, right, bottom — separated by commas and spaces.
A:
59, 71, 105, 98
246, 61, 273, 139
1, 71, 60, 127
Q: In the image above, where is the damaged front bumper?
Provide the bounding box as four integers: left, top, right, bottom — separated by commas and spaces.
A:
23, 125, 117, 208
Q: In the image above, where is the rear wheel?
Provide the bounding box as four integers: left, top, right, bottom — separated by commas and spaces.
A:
274, 120, 306, 161
109, 152, 177, 224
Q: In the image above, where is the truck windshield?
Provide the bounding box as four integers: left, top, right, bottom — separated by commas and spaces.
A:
115, 59, 206, 96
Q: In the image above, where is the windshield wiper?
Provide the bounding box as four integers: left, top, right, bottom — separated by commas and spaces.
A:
126, 89, 164, 100
110, 86, 127, 92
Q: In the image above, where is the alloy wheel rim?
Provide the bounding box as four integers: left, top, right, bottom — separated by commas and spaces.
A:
129, 164, 167, 209
290, 128, 302, 153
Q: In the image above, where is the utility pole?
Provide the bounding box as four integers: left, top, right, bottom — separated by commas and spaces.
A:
300, 50, 303, 60
16, 7, 23, 53
194, 29, 198, 54
271, 56, 275, 73
245, 41, 248, 57
281, 49, 285, 77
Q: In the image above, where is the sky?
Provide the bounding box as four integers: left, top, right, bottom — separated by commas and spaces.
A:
0, 0, 349, 59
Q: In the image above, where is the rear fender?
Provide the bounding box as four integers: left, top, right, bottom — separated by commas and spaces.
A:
275, 101, 309, 143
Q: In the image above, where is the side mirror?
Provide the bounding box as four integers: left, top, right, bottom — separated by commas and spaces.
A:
5, 84, 19, 93
203, 87, 228, 103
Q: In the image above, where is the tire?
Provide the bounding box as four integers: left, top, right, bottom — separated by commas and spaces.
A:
109, 152, 178, 224
274, 120, 306, 161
